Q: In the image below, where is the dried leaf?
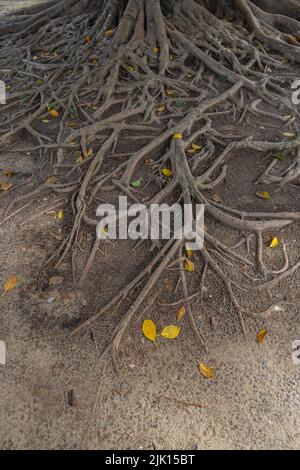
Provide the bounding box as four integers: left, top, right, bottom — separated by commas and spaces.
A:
156, 105, 166, 113
103, 29, 114, 37
282, 132, 296, 138
184, 259, 195, 272
57, 209, 63, 221
165, 89, 174, 97
176, 306, 186, 321
161, 168, 173, 178
256, 191, 271, 200
1, 182, 12, 191
3, 275, 17, 293
160, 325, 181, 339
45, 176, 56, 185
84, 35, 92, 43
48, 276, 64, 286
191, 143, 202, 150
172, 133, 182, 140
142, 319, 157, 342
48, 109, 59, 118
269, 237, 279, 248
211, 193, 223, 203
83, 148, 93, 158
198, 362, 215, 379
257, 329, 267, 345
131, 179, 141, 188
3, 171, 14, 177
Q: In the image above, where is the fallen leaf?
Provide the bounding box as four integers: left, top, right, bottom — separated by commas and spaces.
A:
3, 171, 14, 177
103, 29, 114, 37
84, 35, 92, 43
156, 105, 166, 113
142, 319, 157, 343
184, 259, 195, 272
48, 276, 64, 286
48, 109, 59, 118
127, 65, 134, 73
176, 306, 186, 321
172, 133, 182, 140
269, 237, 279, 248
186, 248, 193, 258
41, 119, 50, 123
83, 148, 93, 158
282, 132, 296, 138
191, 143, 202, 150
211, 193, 223, 203
257, 329, 267, 346
160, 325, 181, 339
165, 89, 174, 97
153, 47, 159, 54
3, 275, 17, 293
35, 79, 43, 86
45, 175, 56, 185
198, 362, 215, 379
161, 168, 173, 178
131, 179, 141, 188
256, 191, 271, 200
57, 209, 63, 221
1, 182, 12, 191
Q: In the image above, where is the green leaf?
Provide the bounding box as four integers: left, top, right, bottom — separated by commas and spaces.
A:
131, 179, 142, 188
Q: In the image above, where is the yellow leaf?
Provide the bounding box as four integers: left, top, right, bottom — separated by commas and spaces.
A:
172, 133, 182, 140
156, 105, 166, 113
1, 182, 12, 191
269, 237, 279, 248
160, 325, 181, 339
161, 168, 173, 178
68, 122, 78, 128
257, 329, 267, 345
45, 176, 56, 185
3, 171, 14, 177
169, 54, 174, 61
165, 89, 174, 97
142, 319, 157, 342
198, 362, 215, 379
57, 209, 63, 221
84, 35, 92, 43
153, 47, 159, 54
41, 119, 49, 123
176, 306, 186, 321
103, 29, 114, 37
256, 191, 271, 200
184, 259, 195, 272
186, 248, 193, 258
83, 148, 93, 158
127, 65, 134, 73
48, 109, 59, 118
3, 275, 17, 293
282, 132, 295, 138
192, 143, 202, 150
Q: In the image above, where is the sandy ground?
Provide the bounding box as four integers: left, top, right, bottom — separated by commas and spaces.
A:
1, 0, 300, 451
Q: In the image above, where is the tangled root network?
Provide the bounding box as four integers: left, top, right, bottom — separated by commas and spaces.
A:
1, 0, 300, 371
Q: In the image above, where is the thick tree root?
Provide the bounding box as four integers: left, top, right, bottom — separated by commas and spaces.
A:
1, 0, 300, 370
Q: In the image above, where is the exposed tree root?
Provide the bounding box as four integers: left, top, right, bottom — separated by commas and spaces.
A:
1, 0, 300, 371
